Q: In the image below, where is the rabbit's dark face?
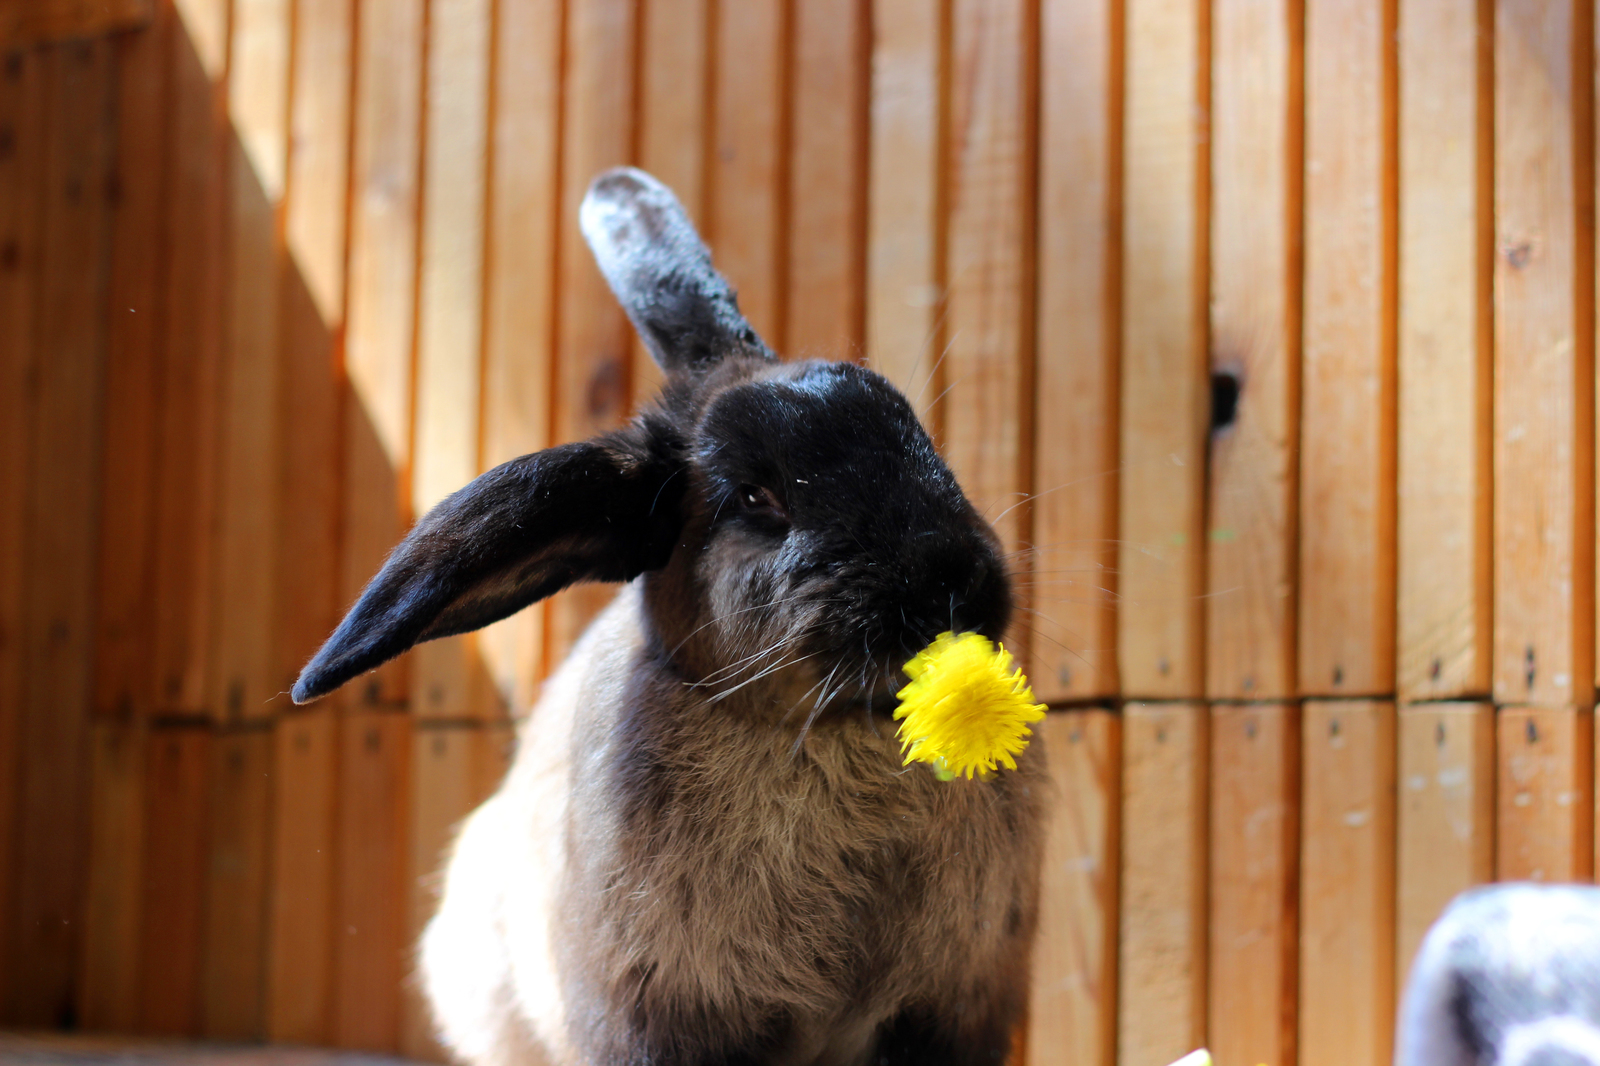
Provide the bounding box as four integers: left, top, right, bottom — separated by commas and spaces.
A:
647, 357, 1012, 710
289, 167, 1011, 715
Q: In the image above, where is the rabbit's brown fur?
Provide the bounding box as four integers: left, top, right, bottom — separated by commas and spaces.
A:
295, 169, 1048, 1066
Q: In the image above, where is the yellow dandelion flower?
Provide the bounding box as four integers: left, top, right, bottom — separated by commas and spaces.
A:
893, 631, 1046, 780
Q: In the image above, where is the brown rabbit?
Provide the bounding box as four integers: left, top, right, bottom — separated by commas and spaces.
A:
292, 168, 1047, 1066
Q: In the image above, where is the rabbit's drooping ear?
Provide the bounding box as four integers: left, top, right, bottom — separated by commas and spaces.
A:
581, 167, 774, 374
291, 427, 685, 705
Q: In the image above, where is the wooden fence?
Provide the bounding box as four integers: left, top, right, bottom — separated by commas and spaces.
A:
0, 0, 1594, 1063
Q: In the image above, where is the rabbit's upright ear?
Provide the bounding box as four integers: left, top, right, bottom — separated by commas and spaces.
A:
581, 167, 774, 373
291, 423, 684, 705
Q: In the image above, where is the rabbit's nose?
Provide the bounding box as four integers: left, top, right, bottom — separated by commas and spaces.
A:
904, 538, 1011, 641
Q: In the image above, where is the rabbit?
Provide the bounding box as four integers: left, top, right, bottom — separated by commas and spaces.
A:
291, 167, 1047, 1066
1396, 882, 1600, 1066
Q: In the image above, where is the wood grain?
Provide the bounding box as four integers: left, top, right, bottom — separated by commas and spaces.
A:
402, 724, 484, 1061
139, 724, 211, 1036
1207, 0, 1299, 700
202, 727, 274, 1038
1395, 0, 1492, 700
1030, 0, 1119, 701
476, 0, 562, 716
1299, 701, 1396, 1066
266, 708, 337, 1044
1117, 0, 1207, 698
1497, 705, 1594, 882
1493, 0, 1594, 707
151, 1, 227, 715
10, 38, 113, 1028
1396, 704, 1493, 985
632, 0, 709, 409
944, 0, 1036, 572
546, 0, 638, 665
865, 0, 944, 421
1299, 0, 1397, 697
94, 11, 168, 722
275, 0, 354, 700
340, 0, 426, 707
333, 710, 411, 1052
213, 0, 289, 723
1028, 711, 1120, 1066
412, 0, 492, 720
0, 42, 46, 1017
787, 0, 866, 359
709, 0, 786, 345
1118, 704, 1207, 1066
0, 0, 154, 48
78, 719, 148, 1032
1208, 704, 1298, 1066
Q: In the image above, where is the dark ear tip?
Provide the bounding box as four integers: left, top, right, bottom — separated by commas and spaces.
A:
290, 671, 328, 706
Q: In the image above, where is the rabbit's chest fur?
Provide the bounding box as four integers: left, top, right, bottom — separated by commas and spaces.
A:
428, 584, 1045, 1066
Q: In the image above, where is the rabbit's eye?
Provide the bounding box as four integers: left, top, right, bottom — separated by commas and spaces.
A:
737, 483, 786, 517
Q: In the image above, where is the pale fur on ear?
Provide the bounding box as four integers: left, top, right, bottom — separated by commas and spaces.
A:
580, 166, 773, 374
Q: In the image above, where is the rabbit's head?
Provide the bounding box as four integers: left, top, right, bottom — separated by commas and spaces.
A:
291, 168, 1010, 712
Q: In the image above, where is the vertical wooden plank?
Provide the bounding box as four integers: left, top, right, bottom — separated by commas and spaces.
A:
412, 0, 492, 719
1208, 705, 1298, 1066
1494, 0, 1594, 707
266, 707, 337, 1044
546, 0, 638, 664
1207, 0, 1299, 699
865, 0, 944, 420
152, 0, 229, 716
1395, 0, 1491, 700
787, 0, 866, 359
78, 719, 148, 1032
476, 0, 561, 713
1030, 0, 1119, 701
943, 0, 1035, 566
139, 724, 211, 1036
1028, 711, 1120, 1066
402, 724, 483, 1061
10, 37, 114, 1028
201, 727, 274, 1038
0, 43, 46, 1016
212, 0, 290, 723
1497, 705, 1594, 882
95, 10, 169, 723
1299, 0, 1397, 697
1299, 701, 1396, 1066
1118, 703, 1207, 1066
633, 0, 708, 408
709, 0, 786, 344
1117, 0, 1207, 698
341, 0, 425, 707
275, 0, 353, 696
1396, 704, 1494, 983
267, 0, 351, 1043
334, 709, 411, 1052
